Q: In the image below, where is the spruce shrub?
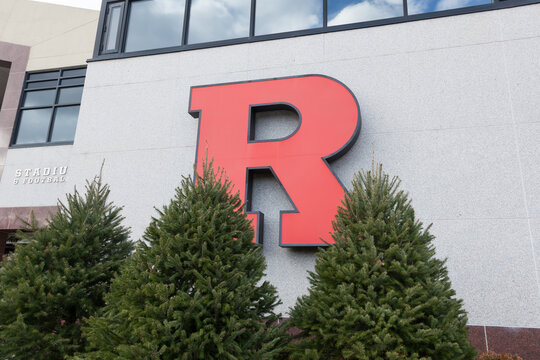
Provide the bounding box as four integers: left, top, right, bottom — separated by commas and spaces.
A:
289, 164, 476, 360
78, 161, 288, 359
0, 177, 133, 359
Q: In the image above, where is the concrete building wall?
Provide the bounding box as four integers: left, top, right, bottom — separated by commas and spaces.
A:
1, 2, 538, 332
0, 1, 98, 203
0, 0, 98, 70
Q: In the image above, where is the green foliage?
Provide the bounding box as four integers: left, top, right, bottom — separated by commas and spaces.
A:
289, 164, 476, 360
79, 161, 288, 359
0, 177, 133, 359
477, 352, 523, 360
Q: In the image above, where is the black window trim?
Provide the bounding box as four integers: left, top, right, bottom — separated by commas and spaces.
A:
90, 0, 539, 62
100, 1, 126, 55
10, 65, 86, 149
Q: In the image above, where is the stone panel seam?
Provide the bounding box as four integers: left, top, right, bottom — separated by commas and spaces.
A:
422, 217, 535, 221
484, 325, 489, 352
75, 145, 197, 156
501, 35, 540, 298
26, 19, 98, 48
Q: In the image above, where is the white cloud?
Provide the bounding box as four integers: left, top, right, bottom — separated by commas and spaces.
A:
255, 0, 322, 35
188, 0, 251, 43
31, 0, 102, 10
435, 0, 473, 11
328, 0, 402, 26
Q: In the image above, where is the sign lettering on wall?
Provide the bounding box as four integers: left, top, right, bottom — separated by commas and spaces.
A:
189, 75, 361, 246
13, 166, 68, 185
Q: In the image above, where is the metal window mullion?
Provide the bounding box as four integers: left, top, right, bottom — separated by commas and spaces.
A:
46, 106, 57, 142
182, 0, 192, 45
113, 3, 125, 52
24, 87, 56, 92
54, 103, 80, 108
119, 0, 130, 53
100, 4, 110, 53
323, 0, 328, 28
249, 0, 256, 37
20, 105, 55, 111
47, 77, 62, 142
403, 0, 409, 17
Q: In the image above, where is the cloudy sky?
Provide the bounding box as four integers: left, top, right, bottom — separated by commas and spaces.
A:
31, 0, 488, 28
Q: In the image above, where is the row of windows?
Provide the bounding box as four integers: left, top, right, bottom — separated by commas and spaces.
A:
98, 0, 500, 56
10, 67, 86, 147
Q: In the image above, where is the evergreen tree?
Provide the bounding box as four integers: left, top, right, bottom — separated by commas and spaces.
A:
0, 177, 133, 359
289, 164, 476, 360
79, 161, 288, 359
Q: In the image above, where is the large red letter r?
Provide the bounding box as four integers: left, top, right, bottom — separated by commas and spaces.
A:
189, 75, 360, 246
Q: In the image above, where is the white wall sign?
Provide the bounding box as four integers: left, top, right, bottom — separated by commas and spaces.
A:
13, 166, 68, 185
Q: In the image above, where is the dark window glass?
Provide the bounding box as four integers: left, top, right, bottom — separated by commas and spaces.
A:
57, 87, 83, 104
26, 80, 58, 89
0, 61, 10, 110
60, 77, 85, 86
188, 0, 250, 44
62, 68, 86, 77
12, 67, 85, 146
328, 0, 403, 26
28, 71, 59, 81
51, 106, 80, 142
255, 0, 322, 36
23, 90, 56, 107
125, 0, 185, 52
15, 109, 53, 144
407, 0, 491, 15
104, 4, 123, 52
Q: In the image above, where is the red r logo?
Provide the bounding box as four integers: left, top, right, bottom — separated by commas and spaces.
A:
189, 75, 360, 246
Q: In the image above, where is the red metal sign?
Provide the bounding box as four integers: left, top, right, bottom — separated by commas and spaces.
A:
189, 75, 360, 246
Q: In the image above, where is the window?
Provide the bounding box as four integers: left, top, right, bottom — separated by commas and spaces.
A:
407, 0, 491, 15
327, 0, 402, 26
0, 60, 11, 110
94, 0, 523, 59
125, 0, 185, 52
255, 0, 323, 36
101, 2, 125, 54
11, 67, 86, 147
188, 0, 250, 44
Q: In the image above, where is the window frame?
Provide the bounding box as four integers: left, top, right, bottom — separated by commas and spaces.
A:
92, 0, 538, 61
100, 1, 127, 54
10, 66, 86, 148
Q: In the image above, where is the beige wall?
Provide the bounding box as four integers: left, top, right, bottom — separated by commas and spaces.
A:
0, 0, 98, 70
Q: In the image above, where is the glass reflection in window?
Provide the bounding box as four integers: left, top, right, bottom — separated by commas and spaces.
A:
125, 0, 185, 52
255, 0, 323, 36
23, 90, 56, 108
57, 87, 83, 105
51, 106, 80, 142
15, 109, 53, 145
28, 71, 58, 81
407, 0, 491, 15
104, 3, 123, 52
13, 67, 85, 146
328, 0, 403, 26
188, 0, 250, 44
